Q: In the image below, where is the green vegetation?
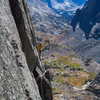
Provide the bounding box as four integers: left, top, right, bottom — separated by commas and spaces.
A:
69, 54, 77, 58
69, 63, 82, 70
87, 72, 95, 79
43, 55, 83, 70
50, 61, 59, 67
42, 55, 95, 87
43, 60, 49, 65
52, 87, 57, 93
55, 78, 63, 85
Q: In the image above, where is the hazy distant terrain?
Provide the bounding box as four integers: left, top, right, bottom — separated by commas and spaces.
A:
26, 0, 85, 37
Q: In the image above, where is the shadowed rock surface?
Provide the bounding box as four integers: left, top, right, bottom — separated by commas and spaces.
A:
71, 0, 100, 40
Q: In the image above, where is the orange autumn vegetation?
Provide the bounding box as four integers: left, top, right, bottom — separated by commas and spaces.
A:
67, 72, 95, 87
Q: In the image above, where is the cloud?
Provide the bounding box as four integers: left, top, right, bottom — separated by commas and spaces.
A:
51, 0, 65, 9
50, 0, 84, 13
51, 0, 76, 10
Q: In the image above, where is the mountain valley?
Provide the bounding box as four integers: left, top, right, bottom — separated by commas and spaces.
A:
0, 0, 100, 100
26, 0, 100, 99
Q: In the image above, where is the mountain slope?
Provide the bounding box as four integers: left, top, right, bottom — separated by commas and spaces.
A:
40, 0, 85, 15
70, 0, 100, 61
26, 0, 69, 37
26, 0, 85, 37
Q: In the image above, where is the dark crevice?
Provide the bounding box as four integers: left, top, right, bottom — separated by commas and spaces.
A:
9, 0, 37, 71
22, 0, 36, 46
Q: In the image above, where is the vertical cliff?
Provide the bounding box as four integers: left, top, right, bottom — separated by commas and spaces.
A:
0, 0, 52, 100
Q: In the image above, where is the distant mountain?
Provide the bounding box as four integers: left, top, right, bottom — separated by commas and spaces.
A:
26, 0, 85, 36
26, 0, 70, 36
40, 0, 85, 15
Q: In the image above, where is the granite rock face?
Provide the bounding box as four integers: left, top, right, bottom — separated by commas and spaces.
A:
0, 0, 52, 100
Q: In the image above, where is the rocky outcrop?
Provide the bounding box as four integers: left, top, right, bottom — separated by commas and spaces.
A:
86, 73, 100, 99
71, 0, 100, 40
0, 0, 52, 100
70, 0, 100, 99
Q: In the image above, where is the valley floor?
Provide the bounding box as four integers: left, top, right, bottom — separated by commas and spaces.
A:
35, 29, 100, 100
42, 54, 99, 100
